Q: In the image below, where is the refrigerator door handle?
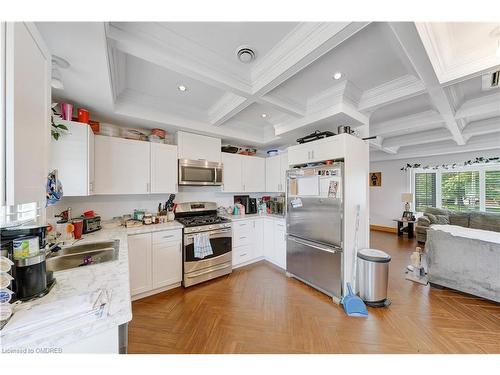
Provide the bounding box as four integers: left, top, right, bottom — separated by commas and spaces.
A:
288, 236, 341, 254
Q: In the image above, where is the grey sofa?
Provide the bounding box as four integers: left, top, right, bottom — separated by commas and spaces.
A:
416, 207, 500, 243
425, 226, 500, 302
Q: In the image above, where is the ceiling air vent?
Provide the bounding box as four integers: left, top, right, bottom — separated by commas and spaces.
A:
481, 70, 500, 91
236, 46, 256, 64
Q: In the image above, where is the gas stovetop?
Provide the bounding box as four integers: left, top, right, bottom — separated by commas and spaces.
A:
176, 215, 231, 234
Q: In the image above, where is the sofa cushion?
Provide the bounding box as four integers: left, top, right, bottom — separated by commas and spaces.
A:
426, 213, 438, 224
469, 211, 500, 232
449, 212, 470, 227
424, 207, 449, 216
435, 215, 450, 225
417, 216, 431, 226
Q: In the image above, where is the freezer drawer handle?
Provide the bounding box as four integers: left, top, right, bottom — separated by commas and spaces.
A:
289, 237, 340, 254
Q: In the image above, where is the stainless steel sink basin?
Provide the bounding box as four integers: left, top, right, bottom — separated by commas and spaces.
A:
46, 240, 120, 272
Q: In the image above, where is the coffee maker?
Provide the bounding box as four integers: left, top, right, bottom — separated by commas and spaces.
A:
233, 195, 257, 214
0, 225, 55, 301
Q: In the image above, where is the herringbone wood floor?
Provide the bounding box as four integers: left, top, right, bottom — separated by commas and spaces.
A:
128, 231, 500, 353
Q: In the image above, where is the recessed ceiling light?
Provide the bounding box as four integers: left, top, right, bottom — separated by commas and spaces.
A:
261, 113, 268, 118
333, 72, 342, 80
178, 85, 187, 92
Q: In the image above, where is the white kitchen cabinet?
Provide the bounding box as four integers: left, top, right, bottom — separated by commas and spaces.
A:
177, 131, 221, 163
94, 135, 150, 195
51, 120, 95, 196
253, 219, 264, 258
128, 233, 152, 296
222, 153, 265, 193
221, 153, 243, 192
129, 229, 183, 300
273, 220, 287, 269
3, 23, 51, 206
150, 143, 178, 194
265, 152, 288, 192
288, 136, 344, 165
152, 238, 182, 289
263, 218, 275, 263
242, 156, 265, 192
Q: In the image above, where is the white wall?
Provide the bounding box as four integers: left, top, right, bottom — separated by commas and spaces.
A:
369, 149, 500, 228
47, 187, 273, 221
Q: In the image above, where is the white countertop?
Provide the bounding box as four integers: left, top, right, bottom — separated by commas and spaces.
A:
0, 222, 183, 351
223, 213, 285, 222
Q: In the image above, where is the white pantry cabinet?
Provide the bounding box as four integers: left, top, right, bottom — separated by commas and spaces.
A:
128, 233, 152, 296
51, 120, 95, 196
3, 23, 51, 206
150, 143, 178, 194
128, 229, 182, 300
265, 152, 288, 192
94, 135, 150, 195
177, 131, 221, 163
221, 153, 265, 193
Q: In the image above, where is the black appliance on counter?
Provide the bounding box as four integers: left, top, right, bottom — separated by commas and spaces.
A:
0, 225, 55, 301
233, 195, 257, 214
81, 215, 101, 234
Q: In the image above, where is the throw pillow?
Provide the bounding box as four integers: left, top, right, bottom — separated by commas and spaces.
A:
435, 215, 450, 225
426, 213, 438, 224
418, 216, 431, 226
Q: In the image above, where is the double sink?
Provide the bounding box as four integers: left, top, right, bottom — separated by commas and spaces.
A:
46, 240, 120, 272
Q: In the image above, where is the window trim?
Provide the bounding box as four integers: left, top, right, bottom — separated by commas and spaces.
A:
412, 163, 500, 213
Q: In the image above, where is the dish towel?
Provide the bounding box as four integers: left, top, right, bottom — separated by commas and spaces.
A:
194, 232, 213, 259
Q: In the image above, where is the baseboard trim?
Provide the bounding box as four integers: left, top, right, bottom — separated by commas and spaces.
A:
370, 225, 397, 234
131, 282, 181, 301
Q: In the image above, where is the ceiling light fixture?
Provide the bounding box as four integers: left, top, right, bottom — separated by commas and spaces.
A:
178, 85, 187, 92
261, 113, 268, 118
333, 72, 342, 80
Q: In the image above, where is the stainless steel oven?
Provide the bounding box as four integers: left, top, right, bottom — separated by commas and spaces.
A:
183, 227, 232, 287
178, 159, 223, 186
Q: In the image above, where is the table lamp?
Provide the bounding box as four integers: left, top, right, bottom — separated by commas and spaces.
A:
401, 193, 413, 212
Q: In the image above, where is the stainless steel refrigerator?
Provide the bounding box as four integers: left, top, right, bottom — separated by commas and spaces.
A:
286, 162, 344, 301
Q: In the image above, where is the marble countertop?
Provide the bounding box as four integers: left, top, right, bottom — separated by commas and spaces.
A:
0, 222, 183, 351
223, 213, 285, 222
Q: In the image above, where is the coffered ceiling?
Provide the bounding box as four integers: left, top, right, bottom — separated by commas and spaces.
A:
37, 21, 500, 160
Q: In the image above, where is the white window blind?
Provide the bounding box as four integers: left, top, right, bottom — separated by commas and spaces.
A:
441, 171, 480, 212
485, 170, 500, 213
0, 202, 39, 228
414, 172, 436, 212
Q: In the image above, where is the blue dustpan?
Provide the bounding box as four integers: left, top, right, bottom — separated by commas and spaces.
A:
342, 283, 368, 317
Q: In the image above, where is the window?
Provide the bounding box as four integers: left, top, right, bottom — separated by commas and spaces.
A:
414, 173, 436, 212
441, 171, 480, 211
412, 165, 500, 213
0, 202, 39, 228
486, 170, 500, 212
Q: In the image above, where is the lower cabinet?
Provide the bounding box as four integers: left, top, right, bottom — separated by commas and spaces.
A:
232, 217, 286, 269
128, 229, 182, 299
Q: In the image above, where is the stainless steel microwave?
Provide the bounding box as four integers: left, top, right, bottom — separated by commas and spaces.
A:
178, 159, 223, 186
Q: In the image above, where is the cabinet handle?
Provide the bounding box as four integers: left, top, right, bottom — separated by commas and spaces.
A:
312, 150, 314, 159
307, 151, 311, 160
162, 235, 174, 239
146, 182, 150, 192
240, 236, 247, 239
240, 253, 247, 257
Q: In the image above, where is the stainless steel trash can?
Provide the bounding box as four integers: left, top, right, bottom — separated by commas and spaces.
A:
357, 249, 391, 307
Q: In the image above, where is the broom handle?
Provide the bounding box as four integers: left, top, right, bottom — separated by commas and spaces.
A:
352, 204, 360, 293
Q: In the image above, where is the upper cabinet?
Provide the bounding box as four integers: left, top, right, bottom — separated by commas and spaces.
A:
177, 131, 221, 163
51, 120, 94, 196
265, 152, 288, 193
222, 153, 265, 193
94, 135, 151, 195
288, 136, 344, 166
3, 23, 51, 205
150, 143, 178, 194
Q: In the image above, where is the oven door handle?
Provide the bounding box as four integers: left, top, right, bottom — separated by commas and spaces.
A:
186, 263, 232, 278
184, 229, 231, 243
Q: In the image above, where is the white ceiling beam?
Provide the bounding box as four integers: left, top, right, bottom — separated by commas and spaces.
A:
382, 128, 452, 148
370, 109, 444, 137
358, 75, 426, 113
208, 93, 251, 126
389, 22, 466, 146
462, 117, 500, 137
257, 95, 305, 117
455, 92, 500, 120
369, 137, 399, 154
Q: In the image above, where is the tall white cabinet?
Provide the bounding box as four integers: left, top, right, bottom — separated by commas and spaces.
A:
3, 23, 51, 206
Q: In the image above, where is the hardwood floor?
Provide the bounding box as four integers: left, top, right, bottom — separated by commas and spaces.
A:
128, 231, 500, 354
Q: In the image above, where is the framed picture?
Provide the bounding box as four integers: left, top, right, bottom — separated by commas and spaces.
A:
369, 172, 382, 187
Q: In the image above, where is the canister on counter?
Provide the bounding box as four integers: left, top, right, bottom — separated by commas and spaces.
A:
13, 236, 40, 259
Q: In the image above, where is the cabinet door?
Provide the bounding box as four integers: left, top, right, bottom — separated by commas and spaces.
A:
94, 136, 150, 194
253, 219, 264, 258
279, 152, 289, 193
51, 121, 89, 196
274, 220, 287, 269
177, 131, 221, 163
265, 156, 280, 192
221, 153, 243, 192
287, 145, 310, 166
4, 23, 50, 205
233, 244, 253, 266
152, 240, 182, 289
88, 128, 95, 194
151, 143, 178, 194
242, 156, 265, 192
263, 218, 275, 262
128, 233, 152, 296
